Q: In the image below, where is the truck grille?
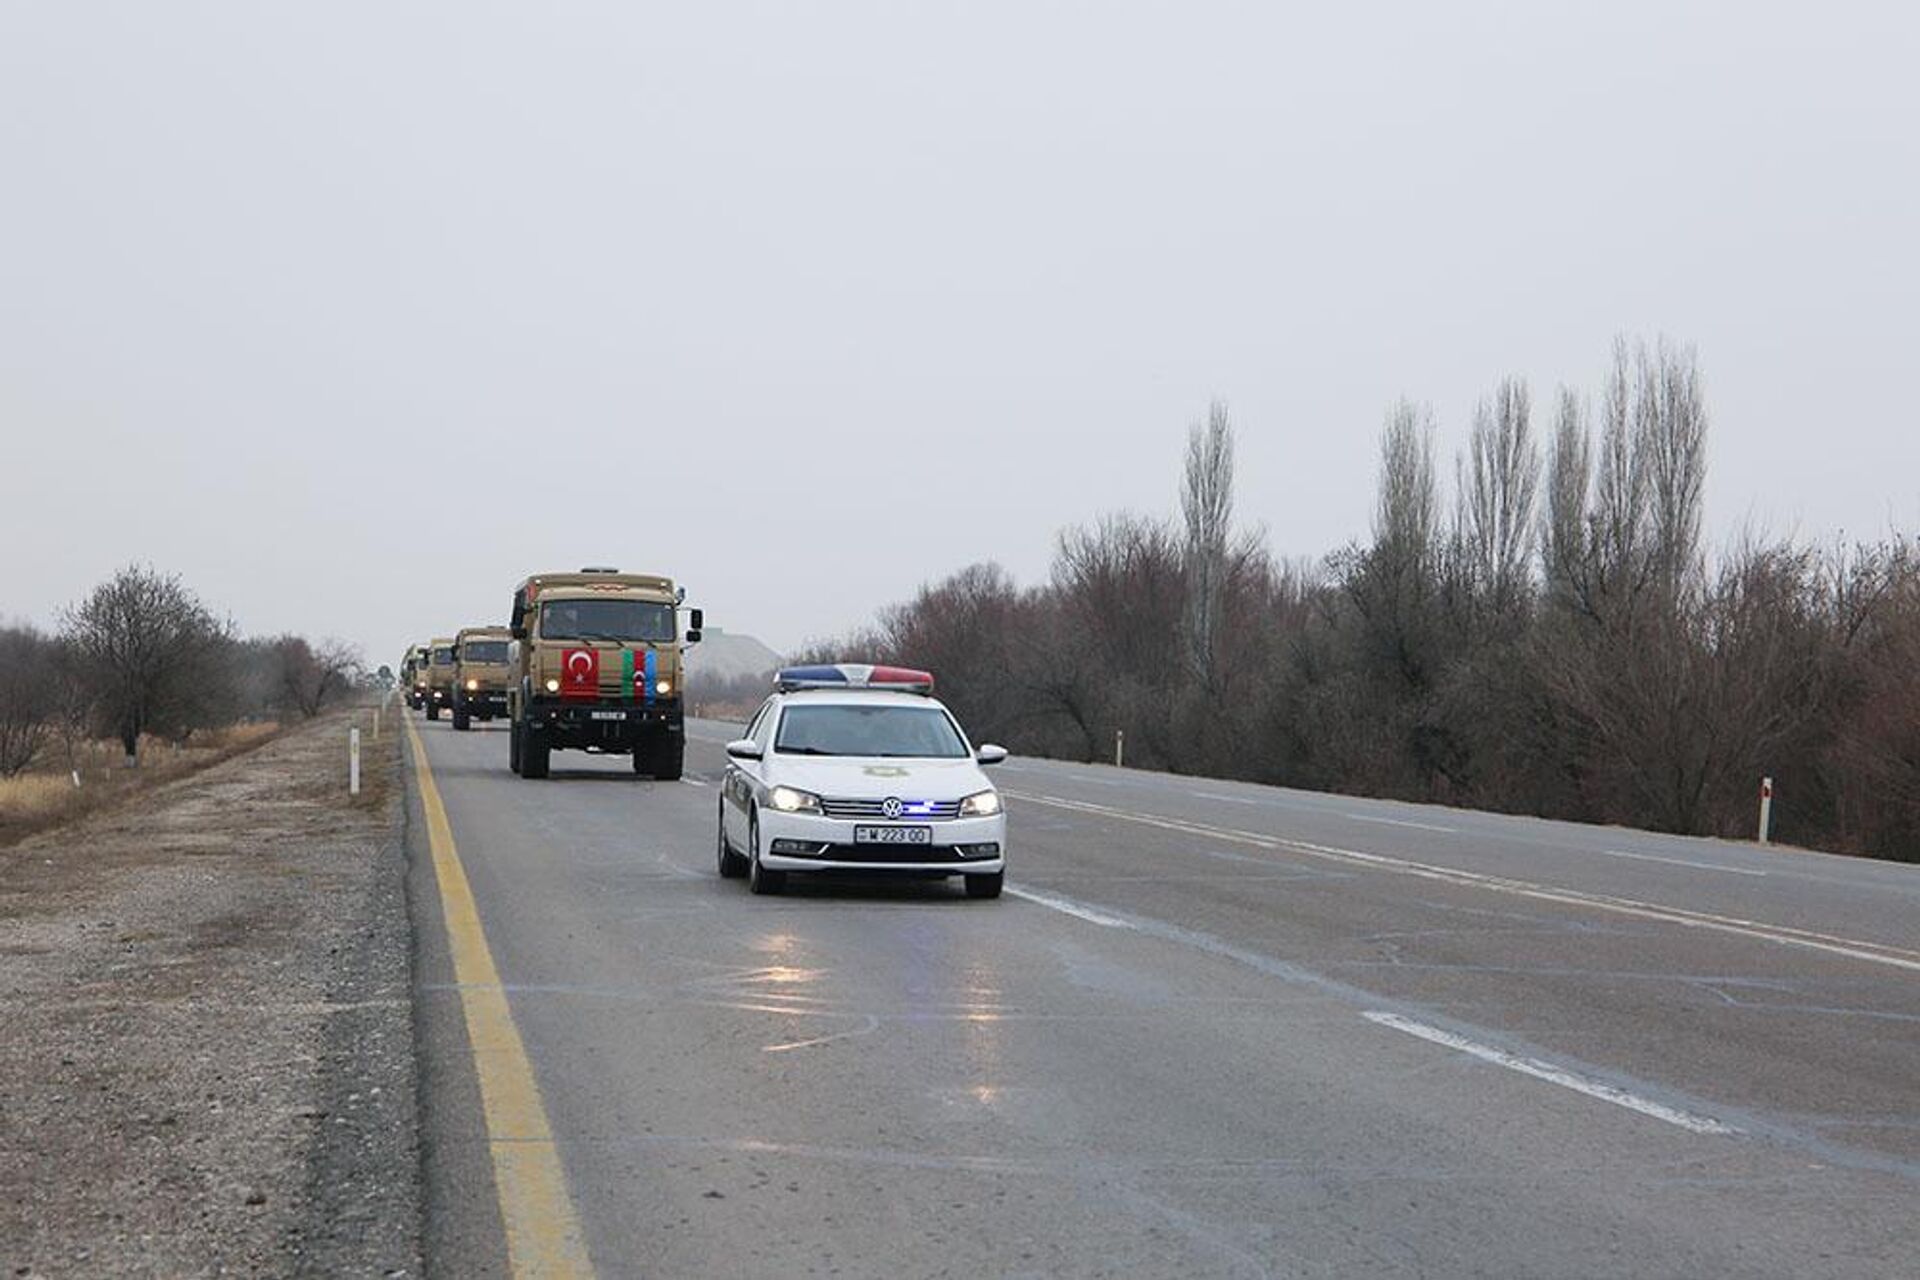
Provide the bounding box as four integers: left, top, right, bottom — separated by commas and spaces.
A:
818, 798, 964, 821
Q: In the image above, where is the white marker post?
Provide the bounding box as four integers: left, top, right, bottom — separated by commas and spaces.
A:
1757, 776, 1773, 845
1115, 729, 1125, 769
350, 727, 362, 796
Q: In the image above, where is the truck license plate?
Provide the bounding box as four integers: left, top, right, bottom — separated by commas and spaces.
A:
853, 826, 932, 845
589, 710, 626, 721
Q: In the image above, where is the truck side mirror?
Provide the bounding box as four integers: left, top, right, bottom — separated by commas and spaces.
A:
510, 625, 527, 641
685, 628, 703, 644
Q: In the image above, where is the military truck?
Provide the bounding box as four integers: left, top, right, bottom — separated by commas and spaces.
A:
423, 637, 458, 720
506, 569, 702, 779
402, 645, 430, 709
451, 626, 513, 731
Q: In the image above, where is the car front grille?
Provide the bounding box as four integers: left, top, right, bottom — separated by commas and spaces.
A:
818, 797, 964, 821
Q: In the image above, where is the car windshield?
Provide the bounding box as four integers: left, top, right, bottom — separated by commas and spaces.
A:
462, 641, 509, 664
774, 704, 969, 759
540, 599, 675, 642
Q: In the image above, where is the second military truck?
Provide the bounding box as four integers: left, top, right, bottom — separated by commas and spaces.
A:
507, 569, 701, 780
452, 626, 513, 731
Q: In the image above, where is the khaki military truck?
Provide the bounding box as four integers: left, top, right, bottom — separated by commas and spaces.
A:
506, 568, 702, 779
423, 637, 458, 720
452, 626, 513, 731
402, 645, 430, 709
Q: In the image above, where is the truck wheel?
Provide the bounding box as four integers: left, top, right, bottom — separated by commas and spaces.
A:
426, 702, 440, 721
964, 871, 1004, 900
522, 725, 550, 779
653, 737, 684, 782
452, 705, 470, 731
746, 810, 785, 895
508, 720, 523, 774
716, 798, 747, 878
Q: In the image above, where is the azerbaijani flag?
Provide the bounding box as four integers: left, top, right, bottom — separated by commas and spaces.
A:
620, 649, 659, 702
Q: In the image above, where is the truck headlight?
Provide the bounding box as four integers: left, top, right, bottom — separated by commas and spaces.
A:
959, 790, 1002, 817
655, 679, 672, 695
465, 679, 479, 691
545, 678, 561, 693
768, 786, 822, 814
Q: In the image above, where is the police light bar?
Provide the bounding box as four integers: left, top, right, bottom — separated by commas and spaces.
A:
776, 664, 935, 695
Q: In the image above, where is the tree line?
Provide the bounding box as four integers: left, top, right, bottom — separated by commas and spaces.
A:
803, 339, 1919, 860
0, 564, 365, 776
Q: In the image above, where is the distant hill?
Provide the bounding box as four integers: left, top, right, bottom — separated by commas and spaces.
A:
683, 628, 781, 686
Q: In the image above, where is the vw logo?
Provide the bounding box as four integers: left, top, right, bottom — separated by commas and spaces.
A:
881, 797, 903, 819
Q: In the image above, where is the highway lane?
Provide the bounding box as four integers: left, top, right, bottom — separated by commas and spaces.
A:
408, 714, 1918, 1278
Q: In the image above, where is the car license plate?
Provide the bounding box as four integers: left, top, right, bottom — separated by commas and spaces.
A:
853, 825, 932, 846
589, 710, 626, 721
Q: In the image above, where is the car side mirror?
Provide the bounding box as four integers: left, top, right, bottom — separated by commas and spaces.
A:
975, 744, 1008, 766
725, 738, 762, 761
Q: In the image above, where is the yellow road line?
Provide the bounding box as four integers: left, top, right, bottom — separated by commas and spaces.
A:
406, 716, 594, 1278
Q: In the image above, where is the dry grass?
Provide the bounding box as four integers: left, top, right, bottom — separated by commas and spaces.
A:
0, 720, 285, 847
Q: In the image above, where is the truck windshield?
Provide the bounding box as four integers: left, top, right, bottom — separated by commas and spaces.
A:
540, 599, 676, 643
774, 705, 969, 759
462, 641, 509, 664
433, 647, 455, 664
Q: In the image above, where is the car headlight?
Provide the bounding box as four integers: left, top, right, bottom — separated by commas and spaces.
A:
768, 785, 822, 814
655, 679, 672, 695
465, 678, 478, 691
959, 790, 1002, 817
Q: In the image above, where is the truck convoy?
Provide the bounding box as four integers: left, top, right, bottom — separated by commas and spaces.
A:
422, 637, 458, 720
399, 646, 426, 709
506, 569, 701, 780
452, 626, 513, 731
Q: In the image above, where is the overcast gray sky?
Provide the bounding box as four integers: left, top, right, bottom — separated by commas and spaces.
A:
4, 2, 1916, 665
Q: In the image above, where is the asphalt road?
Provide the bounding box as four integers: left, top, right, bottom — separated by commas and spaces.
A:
406, 714, 1919, 1279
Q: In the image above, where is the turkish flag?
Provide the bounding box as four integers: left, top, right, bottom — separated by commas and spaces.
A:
560, 648, 599, 699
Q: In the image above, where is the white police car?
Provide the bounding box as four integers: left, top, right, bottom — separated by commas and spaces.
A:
716, 664, 1008, 897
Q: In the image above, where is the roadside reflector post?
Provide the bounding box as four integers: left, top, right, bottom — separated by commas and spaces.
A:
350, 727, 362, 796
1115, 729, 1125, 769
71, 770, 81, 789
1757, 776, 1773, 844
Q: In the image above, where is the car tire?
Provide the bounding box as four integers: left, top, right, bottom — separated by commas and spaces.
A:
522, 725, 550, 779
746, 809, 784, 895
716, 798, 747, 878
964, 871, 1004, 900
508, 720, 523, 775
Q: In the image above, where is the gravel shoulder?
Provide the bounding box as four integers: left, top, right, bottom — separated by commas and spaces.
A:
0, 710, 421, 1278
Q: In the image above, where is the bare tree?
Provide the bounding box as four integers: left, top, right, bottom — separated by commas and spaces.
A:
273, 635, 364, 718
1181, 401, 1235, 688
60, 565, 233, 764
1460, 378, 1540, 616
0, 626, 62, 776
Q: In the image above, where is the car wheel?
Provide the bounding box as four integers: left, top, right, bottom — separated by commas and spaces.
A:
964, 871, 1004, 900
716, 798, 747, 878
746, 809, 784, 895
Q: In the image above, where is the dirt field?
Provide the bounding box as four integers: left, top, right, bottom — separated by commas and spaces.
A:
0, 708, 419, 1277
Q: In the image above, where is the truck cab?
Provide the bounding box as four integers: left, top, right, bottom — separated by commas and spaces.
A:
423, 637, 458, 720
452, 626, 513, 731
506, 568, 702, 780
